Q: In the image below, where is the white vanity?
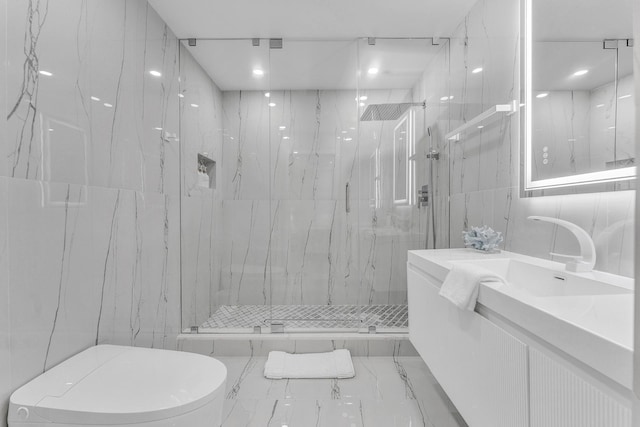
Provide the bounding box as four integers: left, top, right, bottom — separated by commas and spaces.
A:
407, 249, 634, 427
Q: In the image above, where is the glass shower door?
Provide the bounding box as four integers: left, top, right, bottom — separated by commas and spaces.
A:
265, 39, 363, 332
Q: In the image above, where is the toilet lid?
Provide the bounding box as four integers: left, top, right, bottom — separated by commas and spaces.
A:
10, 345, 227, 425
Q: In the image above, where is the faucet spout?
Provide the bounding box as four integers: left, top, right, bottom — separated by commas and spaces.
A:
527, 216, 596, 273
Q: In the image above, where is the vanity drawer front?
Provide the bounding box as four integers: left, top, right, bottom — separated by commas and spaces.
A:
408, 265, 528, 427
530, 347, 632, 427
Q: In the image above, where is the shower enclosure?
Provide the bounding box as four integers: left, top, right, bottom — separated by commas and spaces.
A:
179, 38, 450, 334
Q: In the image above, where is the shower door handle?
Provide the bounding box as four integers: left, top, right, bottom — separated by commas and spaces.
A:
345, 182, 351, 213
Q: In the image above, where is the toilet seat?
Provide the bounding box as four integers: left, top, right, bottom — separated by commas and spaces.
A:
9, 345, 227, 426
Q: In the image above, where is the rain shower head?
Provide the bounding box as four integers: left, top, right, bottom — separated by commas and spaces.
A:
359, 101, 425, 121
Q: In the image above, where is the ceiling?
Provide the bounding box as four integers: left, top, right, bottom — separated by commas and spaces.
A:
147, 0, 478, 40
182, 38, 444, 91
534, 0, 633, 41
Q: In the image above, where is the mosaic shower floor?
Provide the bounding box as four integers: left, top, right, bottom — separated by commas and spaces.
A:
199, 304, 408, 332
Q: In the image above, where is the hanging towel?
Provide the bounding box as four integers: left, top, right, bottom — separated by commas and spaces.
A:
439, 263, 506, 310
264, 349, 355, 379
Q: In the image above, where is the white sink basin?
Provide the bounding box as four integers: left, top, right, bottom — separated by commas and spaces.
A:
452, 258, 632, 298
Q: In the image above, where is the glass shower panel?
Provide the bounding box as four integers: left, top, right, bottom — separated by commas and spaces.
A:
355, 38, 447, 332
266, 40, 363, 331
179, 39, 273, 333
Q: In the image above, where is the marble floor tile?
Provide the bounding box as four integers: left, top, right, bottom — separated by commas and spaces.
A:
216, 356, 467, 427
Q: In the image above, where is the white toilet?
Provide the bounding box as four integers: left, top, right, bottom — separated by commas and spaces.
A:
8, 345, 227, 427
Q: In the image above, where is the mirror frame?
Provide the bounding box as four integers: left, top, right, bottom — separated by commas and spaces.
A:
521, 0, 636, 195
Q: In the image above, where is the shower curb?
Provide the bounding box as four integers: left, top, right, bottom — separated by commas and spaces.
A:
177, 332, 417, 357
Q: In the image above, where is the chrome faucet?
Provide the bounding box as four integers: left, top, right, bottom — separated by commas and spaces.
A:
527, 216, 596, 273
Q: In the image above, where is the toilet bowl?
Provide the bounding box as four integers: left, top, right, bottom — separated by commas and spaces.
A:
8, 345, 227, 427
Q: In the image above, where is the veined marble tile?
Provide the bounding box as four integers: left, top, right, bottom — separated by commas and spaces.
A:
5, 0, 180, 193
0, 178, 10, 427
7, 179, 180, 391
218, 200, 273, 306
216, 356, 467, 426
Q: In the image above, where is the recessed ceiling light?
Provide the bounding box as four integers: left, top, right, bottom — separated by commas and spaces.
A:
572, 69, 589, 76
39, 70, 53, 77
264, 92, 271, 98
90, 96, 100, 101
104, 103, 113, 108
253, 68, 264, 77
359, 96, 368, 101
279, 126, 286, 130
268, 102, 276, 107
367, 67, 379, 75
190, 103, 199, 108
472, 67, 483, 74
149, 70, 162, 77
536, 93, 549, 98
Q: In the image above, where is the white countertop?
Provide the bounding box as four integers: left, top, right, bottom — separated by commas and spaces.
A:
408, 248, 634, 389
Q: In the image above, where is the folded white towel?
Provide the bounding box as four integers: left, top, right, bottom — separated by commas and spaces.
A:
264, 349, 355, 379
439, 263, 506, 310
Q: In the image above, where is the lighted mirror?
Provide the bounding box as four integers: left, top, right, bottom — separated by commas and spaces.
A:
522, 0, 635, 195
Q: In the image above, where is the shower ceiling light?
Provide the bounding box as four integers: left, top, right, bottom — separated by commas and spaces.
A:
253, 68, 264, 77
367, 67, 379, 75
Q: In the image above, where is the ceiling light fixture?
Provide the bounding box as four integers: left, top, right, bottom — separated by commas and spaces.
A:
359, 96, 368, 101
149, 70, 162, 77
190, 103, 199, 108
104, 103, 113, 108
472, 67, 483, 73
572, 69, 589, 76
90, 96, 100, 102
367, 67, 379, 75
264, 92, 271, 98
268, 102, 276, 107
536, 93, 549, 99
253, 68, 265, 77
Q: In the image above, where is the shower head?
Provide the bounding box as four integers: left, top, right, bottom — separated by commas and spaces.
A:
359, 101, 425, 121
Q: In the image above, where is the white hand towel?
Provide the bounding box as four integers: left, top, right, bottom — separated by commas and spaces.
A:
264, 349, 355, 379
439, 263, 506, 310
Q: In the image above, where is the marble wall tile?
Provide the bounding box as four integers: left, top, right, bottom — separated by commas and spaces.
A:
2, 0, 182, 417
5, 1, 180, 194
8, 179, 180, 390
0, 178, 10, 427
